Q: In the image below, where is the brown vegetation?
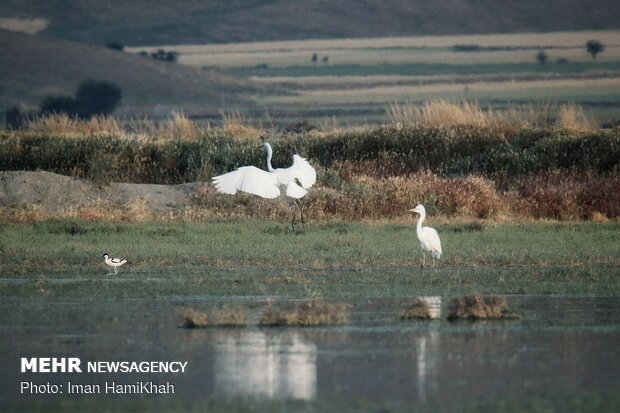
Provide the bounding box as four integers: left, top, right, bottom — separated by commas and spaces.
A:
181, 307, 247, 328
259, 300, 350, 327
387, 101, 598, 131
447, 294, 519, 321
401, 298, 433, 320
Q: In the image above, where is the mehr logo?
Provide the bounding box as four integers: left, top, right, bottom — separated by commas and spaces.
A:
21, 358, 82, 373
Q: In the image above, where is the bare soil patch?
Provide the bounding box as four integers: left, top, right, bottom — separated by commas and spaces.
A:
0, 171, 198, 214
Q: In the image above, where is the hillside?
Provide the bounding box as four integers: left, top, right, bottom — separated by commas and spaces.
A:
0, 30, 261, 117
1, 0, 620, 46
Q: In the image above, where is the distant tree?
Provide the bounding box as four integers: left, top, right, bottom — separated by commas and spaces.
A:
39, 80, 122, 119
586, 40, 604, 61
311, 52, 318, 65
536, 50, 548, 64
75, 79, 122, 118
321, 55, 329, 65
151, 49, 179, 63
106, 41, 124, 51
40, 95, 79, 116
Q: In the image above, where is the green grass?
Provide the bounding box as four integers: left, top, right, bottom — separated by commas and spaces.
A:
1, 220, 618, 298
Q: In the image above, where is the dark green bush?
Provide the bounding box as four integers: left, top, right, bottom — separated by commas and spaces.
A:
1, 126, 618, 184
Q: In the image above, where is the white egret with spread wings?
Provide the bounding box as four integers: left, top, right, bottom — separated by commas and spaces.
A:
212, 142, 316, 231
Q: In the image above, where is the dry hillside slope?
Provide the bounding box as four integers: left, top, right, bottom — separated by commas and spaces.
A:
0, 30, 260, 115
1, 0, 619, 45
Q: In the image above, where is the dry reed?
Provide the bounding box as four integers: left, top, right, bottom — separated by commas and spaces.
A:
555, 104, 597, 131
220, 110, 264, 142
160, 112, 200, 139
388, 100, 494, 128
24, 114, 124, 136
387, 101, 598, 130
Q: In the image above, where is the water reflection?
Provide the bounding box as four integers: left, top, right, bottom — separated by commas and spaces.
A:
420, 296, 442, 319
416, 330, 440, 402
213, 330, 317, 400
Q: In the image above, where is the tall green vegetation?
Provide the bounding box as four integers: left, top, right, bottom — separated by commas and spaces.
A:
2, 123, 617, 183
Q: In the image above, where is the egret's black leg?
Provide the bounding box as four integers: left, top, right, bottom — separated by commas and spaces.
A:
299, 199, 306, 232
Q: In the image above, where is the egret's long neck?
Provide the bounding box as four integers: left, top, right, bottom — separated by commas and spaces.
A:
416, 211, 426, 231
265, 144, 274, 172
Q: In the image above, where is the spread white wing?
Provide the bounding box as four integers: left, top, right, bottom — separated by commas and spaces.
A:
290, 155, 316, 189
212, 166, 280, 199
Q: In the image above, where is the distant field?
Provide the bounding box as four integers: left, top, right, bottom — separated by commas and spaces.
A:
128, 31, 620, 68
126, 31, 620, 125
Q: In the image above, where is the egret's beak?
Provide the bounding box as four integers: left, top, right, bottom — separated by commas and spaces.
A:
409, 208, 419, 213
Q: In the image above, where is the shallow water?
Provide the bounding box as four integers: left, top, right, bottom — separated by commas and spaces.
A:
1, 294, 619, 411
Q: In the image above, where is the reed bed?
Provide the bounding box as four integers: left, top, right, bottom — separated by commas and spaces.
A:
386, 100, 597, 130
1, 104, 619, 222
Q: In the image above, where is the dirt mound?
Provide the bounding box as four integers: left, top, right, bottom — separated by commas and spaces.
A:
0, 171, 199, 214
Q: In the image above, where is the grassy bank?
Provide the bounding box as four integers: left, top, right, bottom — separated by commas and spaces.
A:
1, 220, 618, 298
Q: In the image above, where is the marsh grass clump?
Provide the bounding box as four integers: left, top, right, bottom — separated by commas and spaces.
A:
209, 306, 248, 327
401, 298, 433, 320
161, 112, 200, 140
387, 100, 491, 128
555, 104, 597, 131
220, 110, 264, 142
181, 306, 247, 328
448, 294, 519, 321
181, 309, 209, 328
259, 300, 350, 327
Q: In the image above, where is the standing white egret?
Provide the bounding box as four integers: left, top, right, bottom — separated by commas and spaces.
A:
408, 204, 442, 267
102, 253, 127, 274
212, 142, 316, 231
